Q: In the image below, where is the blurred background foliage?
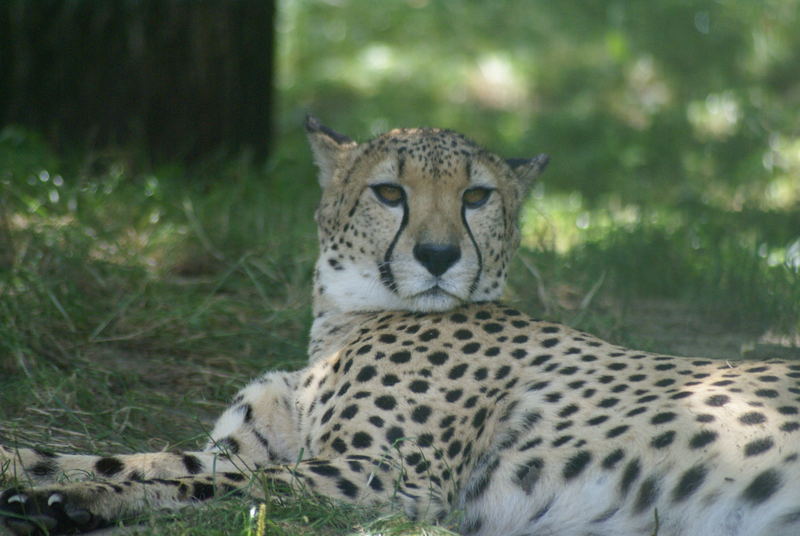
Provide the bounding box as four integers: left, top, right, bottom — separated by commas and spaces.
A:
1, 1, 799, 532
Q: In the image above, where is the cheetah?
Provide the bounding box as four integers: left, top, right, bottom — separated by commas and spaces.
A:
2, 117, 799, 535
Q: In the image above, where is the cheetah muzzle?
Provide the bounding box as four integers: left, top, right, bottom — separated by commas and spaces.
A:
2, 117, 799, 536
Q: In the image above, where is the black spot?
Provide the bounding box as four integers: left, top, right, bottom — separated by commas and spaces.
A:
448, 440, 463, 458
309, 463, 341, 477
473, 367, 488, 381
484, 346, 501, 357
598, 398, 619, 408
95, 457, 124, 477
386, 426, 405, 444
462, 342, 481, 354
782, 422, 800, 432
758, 375, 779, 383
495, 366, 511, 380
744, 437, 774, 457
587, 415, 609, 426
670, 391, 693, 400
483, 323, 503, 334
778, 406, 798, 415
626, 407, 647, 417
356, 344, 373, 355
602, 449, 625, 469
410, 379, 429, 393
650, 431, 676, 449
368, 416, 384, 428
182, 454, 203, 474
419, 329, 440, 342
381, 374, 400, 386
464, 456, 500, 501
755, 389, 779, 398
672, 465, 707, 502
705, 394, 730, 407
472, 407, 488, 429
739, 412, 767, 425
606, 425, 629, 438
331, 437, 347, 454
563, 451, 592, 480
552, 435, 572, 447
336, 478, 358, 498
341, 404, 359, 420
514, 457, 544, 494
428, 351, 448, 365
651, 412, 677, 425
374, 395, 397, 410
559, 366, 579, 376
448, 363, 469, 380
192, 482, 216, 500
337, 381, 352, 396
223, 471, 246, 482
633, 476, 660, 513
369, 475, 384, 491
378, 333, 397, 343
418, 434, 433, 447
356, 365, 377, 382
390, 351, 411, 364
512, 348, 528, 359
742, 469, 782, 504
454, 329, 473, 340
450, 313, 468, 323
619, 458, 641, 496
654, 378, 675, 387
321, 407, 335, 424
689, 430, 717, 449
412, 405, 432, 424
531, 354, 552, 366
29, 460, 57, 477
446, 389, 463, 402
542, 338, 560, 348
696, 414, 715, 423
559, 404, 579, 418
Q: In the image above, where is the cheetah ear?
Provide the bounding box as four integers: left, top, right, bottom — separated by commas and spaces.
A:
305, 115, 358, 188
507, 154, 550, 184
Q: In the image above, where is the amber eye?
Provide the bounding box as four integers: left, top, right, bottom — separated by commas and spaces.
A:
463, 187, 493, 208
371, 184, 405, 207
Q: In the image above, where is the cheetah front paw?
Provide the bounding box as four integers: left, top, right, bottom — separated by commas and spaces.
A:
0, 487, 106, 535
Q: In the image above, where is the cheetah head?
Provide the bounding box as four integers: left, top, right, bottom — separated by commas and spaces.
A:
306, 116, 548, 313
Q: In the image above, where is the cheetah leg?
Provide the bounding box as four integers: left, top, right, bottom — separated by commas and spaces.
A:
0, 445, 247, 486
0, 454, 437, 535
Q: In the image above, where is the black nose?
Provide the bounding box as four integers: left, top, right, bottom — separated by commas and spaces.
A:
413, 243, 461, 277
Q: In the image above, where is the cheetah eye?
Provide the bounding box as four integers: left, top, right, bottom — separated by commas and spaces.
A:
371, 184, 405, 207
463, 187, 493, 209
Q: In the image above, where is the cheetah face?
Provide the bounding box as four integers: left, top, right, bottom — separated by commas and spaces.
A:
306, 116, 548, 313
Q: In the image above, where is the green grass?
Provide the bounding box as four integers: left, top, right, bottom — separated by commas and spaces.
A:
1, 121, 799, 535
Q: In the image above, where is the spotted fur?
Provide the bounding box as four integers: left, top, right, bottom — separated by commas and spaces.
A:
1, 118, 799, 535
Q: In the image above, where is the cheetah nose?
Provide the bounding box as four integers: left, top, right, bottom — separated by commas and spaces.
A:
413, 243, 461, 277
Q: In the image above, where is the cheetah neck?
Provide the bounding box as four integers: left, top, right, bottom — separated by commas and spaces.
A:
308, 269, 370, 363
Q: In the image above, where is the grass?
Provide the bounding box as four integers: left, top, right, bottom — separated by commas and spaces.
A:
1, 121, 799, 535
